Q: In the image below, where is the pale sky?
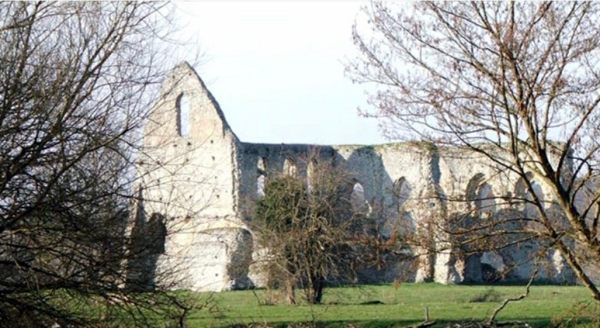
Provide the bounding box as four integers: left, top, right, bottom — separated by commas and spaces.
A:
173, 1, 387, 145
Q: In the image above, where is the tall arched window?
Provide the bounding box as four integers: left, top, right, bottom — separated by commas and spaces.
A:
466, 173, 485, 203
257, 157, 267, 197
393, 177, 410, 208
351, 182, 367, 213
526, 182, 544, 218
177, 93, 190, 137
466, 174, 495, 218
476, 183, 495, 218
257, 157, 267, 173
515, 173, 544, 219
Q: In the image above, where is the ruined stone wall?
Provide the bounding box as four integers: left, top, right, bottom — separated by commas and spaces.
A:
134, 63, 251, 291
134, 63, 574, 292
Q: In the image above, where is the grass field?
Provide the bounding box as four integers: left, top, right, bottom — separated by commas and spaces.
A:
186, 283, 598, 327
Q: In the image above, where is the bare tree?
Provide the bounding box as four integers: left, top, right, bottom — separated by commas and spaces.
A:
251, 156, 383, 305
0, 2, 197, 325
348, 1, 600, 301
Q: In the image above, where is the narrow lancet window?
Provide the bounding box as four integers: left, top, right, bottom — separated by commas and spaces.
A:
393, 177, 409, 208
351, 182, 367, 214
177, 93, 190, 137
257, 157, 267, 198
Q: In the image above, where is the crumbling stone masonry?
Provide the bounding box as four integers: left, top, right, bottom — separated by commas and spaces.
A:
131, 62, 574, 292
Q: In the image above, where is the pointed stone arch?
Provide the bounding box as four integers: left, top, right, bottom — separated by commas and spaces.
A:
257, 157, 267, 174
465, 173, 496, 218
515, 172, 544, 218
393, 177, 411, 208
514, 172, 534, 198
465, 173, 485, 203
476, 183, 495, 217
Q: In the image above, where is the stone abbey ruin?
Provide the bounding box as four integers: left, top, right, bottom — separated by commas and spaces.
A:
132, 63, 575, 292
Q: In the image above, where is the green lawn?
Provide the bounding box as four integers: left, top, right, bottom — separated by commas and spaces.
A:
186, 284, 597, 327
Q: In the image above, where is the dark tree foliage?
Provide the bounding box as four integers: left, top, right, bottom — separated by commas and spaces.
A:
0, 2, 192, 326
253, 161, 376, 305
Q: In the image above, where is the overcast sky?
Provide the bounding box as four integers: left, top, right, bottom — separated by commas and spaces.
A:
173, 1, 386, 145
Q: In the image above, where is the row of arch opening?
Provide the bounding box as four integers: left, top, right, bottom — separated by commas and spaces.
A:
256, 157, 546, 220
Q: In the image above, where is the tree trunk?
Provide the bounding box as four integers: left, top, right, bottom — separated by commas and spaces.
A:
312, 276, 324, 304
556, 240, 600, 301
284, 276, 296, 305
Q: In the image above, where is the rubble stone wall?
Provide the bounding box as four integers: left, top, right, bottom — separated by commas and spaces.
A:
133, 63, 574, 291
